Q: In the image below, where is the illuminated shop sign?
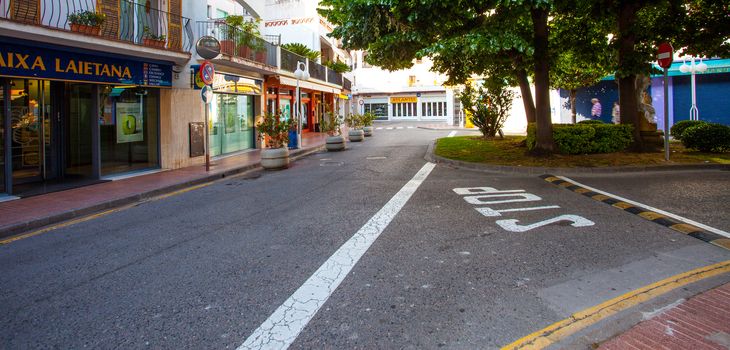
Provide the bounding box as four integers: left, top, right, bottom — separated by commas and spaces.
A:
0, 39, 172, 87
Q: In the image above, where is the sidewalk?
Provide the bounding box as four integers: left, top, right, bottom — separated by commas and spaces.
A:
599, 282, 730, 349
0, 133, 327, 238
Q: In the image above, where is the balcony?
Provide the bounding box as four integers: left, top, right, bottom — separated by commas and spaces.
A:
0, 0, 193, 53
198, 20, 277, 67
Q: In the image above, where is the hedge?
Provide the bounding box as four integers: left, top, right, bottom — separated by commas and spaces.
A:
670, 120, 707, 141
681, 122, 730, 153
527, 123, 634, 154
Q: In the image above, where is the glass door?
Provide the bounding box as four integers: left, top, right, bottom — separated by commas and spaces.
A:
65, 83, 93, 178
10, 79, 45, 184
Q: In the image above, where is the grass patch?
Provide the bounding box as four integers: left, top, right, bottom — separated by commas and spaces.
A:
435, 136, 730, 167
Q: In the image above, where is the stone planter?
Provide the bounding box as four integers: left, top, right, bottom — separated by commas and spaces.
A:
363, 126, 374, 137
261, 147, 289, 170
326, 135, 346, 151
348, 129, 364, 142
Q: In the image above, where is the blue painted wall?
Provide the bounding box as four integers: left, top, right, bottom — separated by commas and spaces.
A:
573, 81, 620, 123
672, 73, 730, 125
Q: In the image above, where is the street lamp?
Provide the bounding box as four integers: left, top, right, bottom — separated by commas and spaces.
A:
294, 61, 310, 149
679, 56, 708, 120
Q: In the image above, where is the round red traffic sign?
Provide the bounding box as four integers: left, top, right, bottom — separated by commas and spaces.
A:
199, 61, 215, 85
657, 43, 673, 69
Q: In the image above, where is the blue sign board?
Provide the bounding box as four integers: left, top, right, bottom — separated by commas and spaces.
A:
0, 39, 172, 87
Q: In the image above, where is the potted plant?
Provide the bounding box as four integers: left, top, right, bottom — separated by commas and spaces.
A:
218, 16, 243, 56
142, 26, 166, 48
345, 114, 364, 142
67, 10, 106, 36
361, 112, 376, 136
257, 112, 292, 170
321, 112, 345, 151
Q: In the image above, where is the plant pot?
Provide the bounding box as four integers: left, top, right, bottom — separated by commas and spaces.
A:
363, 126, 374, 137
254, 51, 266, 63
326, 135, 346, 151
348, 129, 364, 142
220, 40, 235, 56
143, 38, 166, 49
261, 147, 289, 170
238, 46, 253, 59
70, 23, 101, 36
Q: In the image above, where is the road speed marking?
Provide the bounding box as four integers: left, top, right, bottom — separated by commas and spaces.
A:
239, 163, 436, 349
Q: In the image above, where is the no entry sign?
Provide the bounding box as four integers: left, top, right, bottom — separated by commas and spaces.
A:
657, 43, 673, 69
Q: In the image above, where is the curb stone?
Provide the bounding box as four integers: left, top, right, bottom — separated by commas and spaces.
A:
425, 140, 730, 175
0, 146, 325, 239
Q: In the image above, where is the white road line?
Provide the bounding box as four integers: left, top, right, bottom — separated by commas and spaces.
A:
239, 162, 437, 350
407, 126, 415, 129
557, 176, 730, 238
447, 131, 457, 138
396, 127, 404, 129
386, 127, 394, 130
376, 127, 383, 130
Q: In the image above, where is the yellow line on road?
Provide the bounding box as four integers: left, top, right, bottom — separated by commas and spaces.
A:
0, 181, 215, 245
501, 260, 730, 350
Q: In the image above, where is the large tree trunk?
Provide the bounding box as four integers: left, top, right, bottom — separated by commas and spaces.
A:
530, 7, 554, 155
617, 1, 643, 151
515, 67, 537, 124
570, 89, 577, 124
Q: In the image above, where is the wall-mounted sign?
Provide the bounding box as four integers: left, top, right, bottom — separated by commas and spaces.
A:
196, 36, 221, 60
390, 96, 417, 103
0, 39, 172, 87
199, 60, 215, 85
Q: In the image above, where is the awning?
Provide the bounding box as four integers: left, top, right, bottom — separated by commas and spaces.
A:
601, 58, 730, 80
279, 76, 340, 94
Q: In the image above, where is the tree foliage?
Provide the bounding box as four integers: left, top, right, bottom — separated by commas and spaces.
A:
460, 80, 515, 139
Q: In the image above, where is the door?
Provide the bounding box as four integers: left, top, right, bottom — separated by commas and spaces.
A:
64, 83, 94, 178
9, 79, 50, 184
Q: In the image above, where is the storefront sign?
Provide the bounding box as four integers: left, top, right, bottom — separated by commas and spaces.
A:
211, 73, 261, 95
390, 96, 417, 103
0, 40, 172, 87
338, 94, 349, 100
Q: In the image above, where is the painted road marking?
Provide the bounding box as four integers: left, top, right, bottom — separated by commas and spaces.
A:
541, 175, 730, 250
454, 186, 593, 233
386, 127, 394, 130
376, 127, 383, 130
407, 126, 415, 129
501, 259, 730, 350
396, 126, 404, 129
239, 162, 436, 350
447, 131, 457, 137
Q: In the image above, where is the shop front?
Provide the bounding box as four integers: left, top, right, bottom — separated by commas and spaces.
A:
208, 73, 260, 157
265, 76, 338, 133
0, 38, 171, 197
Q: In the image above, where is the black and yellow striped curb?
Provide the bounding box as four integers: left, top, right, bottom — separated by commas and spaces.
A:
540, 174, 730, 251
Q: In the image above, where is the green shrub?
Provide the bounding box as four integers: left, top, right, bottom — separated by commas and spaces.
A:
527, 123, 634, 154
670, 120, 707, 140
578, 119, 603, 124
681, 123, 730, 153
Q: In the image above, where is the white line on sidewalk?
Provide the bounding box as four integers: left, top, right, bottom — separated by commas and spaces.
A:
239, 162, 437, 350
557, 176, 730, 238
447, 131, 457, 137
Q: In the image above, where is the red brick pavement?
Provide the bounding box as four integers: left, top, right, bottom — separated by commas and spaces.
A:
599, 283, 730, 350
0, 132, 327, 237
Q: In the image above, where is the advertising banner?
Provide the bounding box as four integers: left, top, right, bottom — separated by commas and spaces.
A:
116, 102, 144, 143
0, 38, 172, 87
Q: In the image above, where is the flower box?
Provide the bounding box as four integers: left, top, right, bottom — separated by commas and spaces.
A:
70, 23, 101, 36
143, 38, 166, 49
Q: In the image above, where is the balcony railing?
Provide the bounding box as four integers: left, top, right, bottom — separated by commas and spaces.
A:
327, 68, 342, 86
197, 20, 277, 67
281, 48, 306, 73
308, 61, 327, 81
343, 77, 352, 91
0, 0, 193, 52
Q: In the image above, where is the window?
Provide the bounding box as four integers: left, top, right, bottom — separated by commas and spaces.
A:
207, 5, 212, 19
364, 103, 388, 117
216, 9, 228, 18
408, 76, 416, 87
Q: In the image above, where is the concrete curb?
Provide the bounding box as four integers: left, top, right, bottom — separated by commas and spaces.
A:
425, 141, 730, 175
0, 145, 325, 239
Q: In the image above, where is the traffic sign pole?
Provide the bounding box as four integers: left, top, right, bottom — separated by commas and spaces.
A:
664, 68, 670, 161
657, 42, 673, 161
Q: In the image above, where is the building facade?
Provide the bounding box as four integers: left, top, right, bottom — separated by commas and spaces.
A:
351, 53, 455, 124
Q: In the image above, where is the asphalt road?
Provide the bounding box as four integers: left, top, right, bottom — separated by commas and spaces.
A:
1, 121, 729, 349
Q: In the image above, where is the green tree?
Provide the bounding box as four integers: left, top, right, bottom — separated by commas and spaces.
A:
281, 43, 320, 61
319, 0, 557, 154
460, 79, 515, 139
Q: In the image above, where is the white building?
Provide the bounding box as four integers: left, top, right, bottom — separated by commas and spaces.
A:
351, 53, 455, 123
